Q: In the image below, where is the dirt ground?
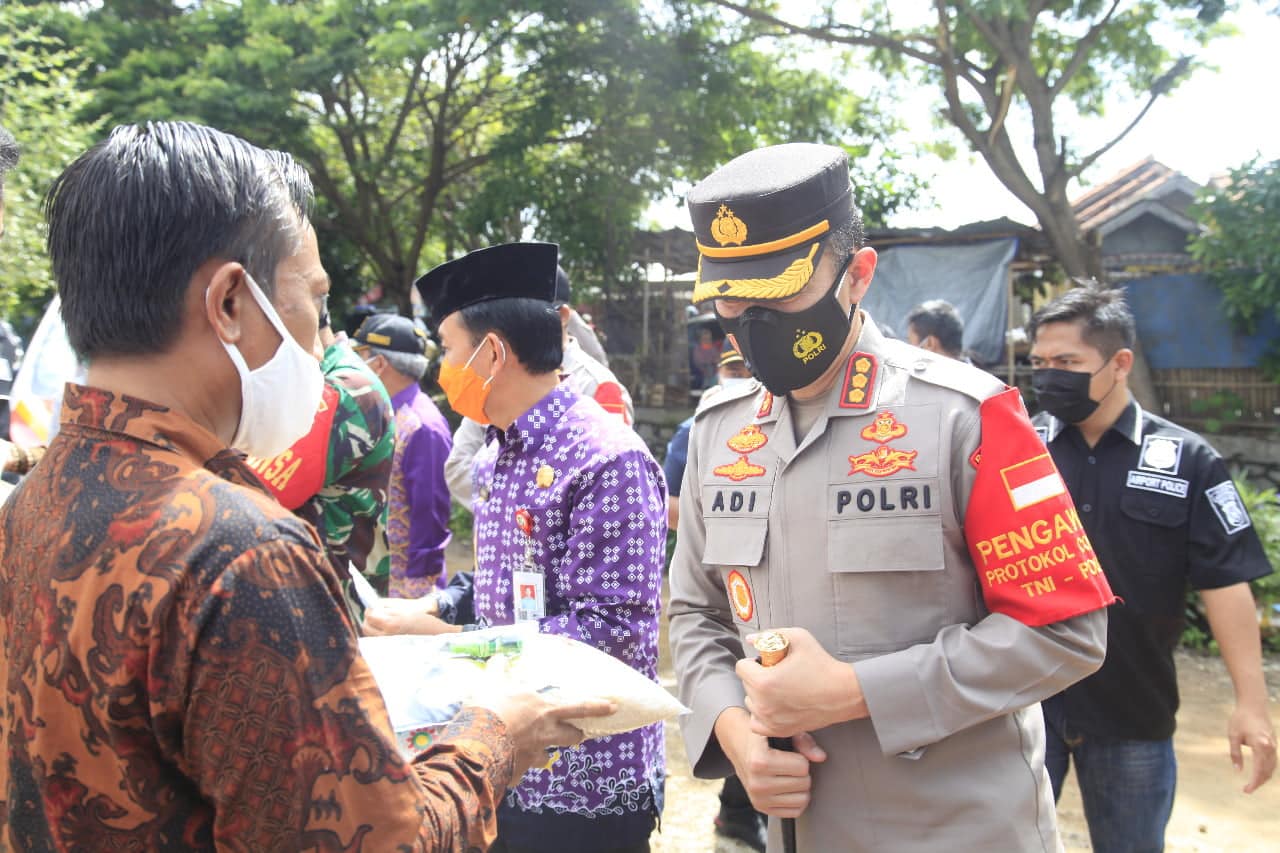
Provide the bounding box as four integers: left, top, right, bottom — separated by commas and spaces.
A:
648, 581, 1280, 852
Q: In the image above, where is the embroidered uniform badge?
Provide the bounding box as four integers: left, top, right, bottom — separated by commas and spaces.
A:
860, 411, 908, 444
714, 456, 767, 482
711, 205, 748, 246
755, 391, 774, 419
1139, 435, 1183, 474
848, 445, 919, 478
726, 569, 754, 622
726, 424, 768, 454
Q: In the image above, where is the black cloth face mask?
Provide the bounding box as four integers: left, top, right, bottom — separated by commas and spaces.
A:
1032, 365, 1110, 423
715, 256, 854, 397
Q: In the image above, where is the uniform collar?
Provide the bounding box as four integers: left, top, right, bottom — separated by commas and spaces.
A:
390, 381, 422, 411
1044, 396, 1143, 445
1113, 397, 1144, 445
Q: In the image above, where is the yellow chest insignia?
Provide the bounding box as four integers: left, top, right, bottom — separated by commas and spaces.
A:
713, 455, 767, 482
726, 569, 755, 622
838, 351, 878, 410
535, 464, 555, 488
861, 410, 908, 444
726, 424, 768, 454
848, 444, 919, 478
792, 330, 827, 363
711, 204, 748, 246
755, 392, 774, 419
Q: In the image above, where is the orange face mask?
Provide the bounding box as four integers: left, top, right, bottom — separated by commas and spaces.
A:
438, 337, 504, 424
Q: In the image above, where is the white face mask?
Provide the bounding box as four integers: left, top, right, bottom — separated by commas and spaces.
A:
719, 376, 752, 392
209, 273, 324, 458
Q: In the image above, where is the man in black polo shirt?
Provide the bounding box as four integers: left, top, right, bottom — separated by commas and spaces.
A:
1028, 285, 1275, 853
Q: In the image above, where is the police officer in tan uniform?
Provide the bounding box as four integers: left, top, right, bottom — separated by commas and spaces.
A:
667, 143, 1117, 852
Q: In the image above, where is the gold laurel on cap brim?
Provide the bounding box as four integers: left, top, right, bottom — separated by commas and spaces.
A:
692, 242, 820, 304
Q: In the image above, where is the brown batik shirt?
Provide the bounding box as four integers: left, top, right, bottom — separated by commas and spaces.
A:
0, 384, 513, 852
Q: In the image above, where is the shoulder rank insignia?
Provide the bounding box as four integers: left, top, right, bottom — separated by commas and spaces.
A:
755, 391, 774, 420
726, 424, 768, 454
861, 410, 907, 444
711, 205, 748, 246
849, 445, 918, 478
838, 352, 878, 409
714, 456, 767, 482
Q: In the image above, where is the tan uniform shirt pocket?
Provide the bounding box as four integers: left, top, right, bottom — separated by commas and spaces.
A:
827, 517, 947, 656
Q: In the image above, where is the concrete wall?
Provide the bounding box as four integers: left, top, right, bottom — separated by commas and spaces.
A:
1206, 432, 1280, 490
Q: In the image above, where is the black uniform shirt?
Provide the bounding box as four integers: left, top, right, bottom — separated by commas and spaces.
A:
1033, 399, 1272, 740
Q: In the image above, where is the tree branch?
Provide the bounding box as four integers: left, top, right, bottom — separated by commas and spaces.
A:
1068, 62, 1185, 179
1051, 0, 1123, 97
712, 0, 942, 67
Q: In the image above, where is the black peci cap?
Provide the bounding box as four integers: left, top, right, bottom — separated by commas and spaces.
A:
414, 242, 559, 324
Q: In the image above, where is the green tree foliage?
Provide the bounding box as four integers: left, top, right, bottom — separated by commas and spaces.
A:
0, 3, 100, 333
68, 0, 920, 314
712, 0, 1234, 281
1189, 157, 1280, 377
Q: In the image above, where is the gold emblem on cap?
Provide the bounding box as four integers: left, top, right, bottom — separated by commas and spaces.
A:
792, 330, 826, 363
536, 464, 555, 489
711, 205, 748, 247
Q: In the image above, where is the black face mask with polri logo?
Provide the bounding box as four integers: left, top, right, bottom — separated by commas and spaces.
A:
715, 256, 854, 397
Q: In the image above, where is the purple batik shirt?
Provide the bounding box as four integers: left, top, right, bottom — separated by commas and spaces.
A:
387, 383, 452, 598
472, 384, 667, 820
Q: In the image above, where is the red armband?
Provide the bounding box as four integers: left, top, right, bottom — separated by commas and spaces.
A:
964, 388, 1116, 626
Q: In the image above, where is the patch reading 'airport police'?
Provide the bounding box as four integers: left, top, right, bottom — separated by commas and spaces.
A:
1206, 480, 1252, 535
1138, 435, 1183, 475
1125, 470, 1190, 498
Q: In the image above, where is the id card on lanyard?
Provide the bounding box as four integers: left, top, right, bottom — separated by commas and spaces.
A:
513, 508, 546, 622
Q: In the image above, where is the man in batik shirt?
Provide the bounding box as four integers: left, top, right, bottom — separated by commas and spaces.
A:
415, 242, 668, 853
353, 312, 453, 598
0, 121, 608, 851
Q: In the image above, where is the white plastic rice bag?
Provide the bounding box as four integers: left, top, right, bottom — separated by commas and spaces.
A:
358, 626, 686, 755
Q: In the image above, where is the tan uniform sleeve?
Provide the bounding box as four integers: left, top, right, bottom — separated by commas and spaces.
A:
668, 416, 749, 778
854, 405, 1108, 756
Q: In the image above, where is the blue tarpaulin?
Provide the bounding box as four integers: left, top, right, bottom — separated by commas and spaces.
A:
1123, 274, 1279, 369
861, 238, 1017, 365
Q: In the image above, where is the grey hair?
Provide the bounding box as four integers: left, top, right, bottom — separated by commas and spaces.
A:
371, 347, 430, 382
46, 121, 308, 359
824, 196, 866, 268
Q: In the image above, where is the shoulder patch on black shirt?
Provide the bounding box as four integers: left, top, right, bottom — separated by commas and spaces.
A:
1138, 435, 1183, 475
1206, 480, 1252, 535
